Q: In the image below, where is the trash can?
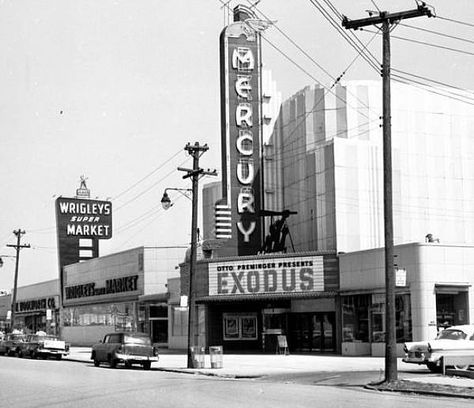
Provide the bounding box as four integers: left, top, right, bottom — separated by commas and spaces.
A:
190, 346, 205, 368
209, 345, 223, 369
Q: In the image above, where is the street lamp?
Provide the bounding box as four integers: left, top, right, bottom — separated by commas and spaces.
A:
160, 188, 192, 210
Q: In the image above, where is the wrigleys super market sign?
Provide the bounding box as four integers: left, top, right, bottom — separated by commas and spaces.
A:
208, 256, 324, 296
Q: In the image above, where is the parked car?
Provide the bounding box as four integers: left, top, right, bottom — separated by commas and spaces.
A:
18, 333, 69, 360
0, 333, 26, 356
403, 325, 474, 372
91, 332, 159, 370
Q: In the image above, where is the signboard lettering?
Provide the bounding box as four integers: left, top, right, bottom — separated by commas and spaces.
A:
209, 256, 324, 296
56, 197, 112, 239
64, 275, 139, 300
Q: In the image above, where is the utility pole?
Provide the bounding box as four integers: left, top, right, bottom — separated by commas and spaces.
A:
6, 229, 30, 332
342, 3, 432, 383
179, 142, 217, 368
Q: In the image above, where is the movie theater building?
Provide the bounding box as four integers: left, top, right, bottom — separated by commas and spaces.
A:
183, 251, 340, 353
14, 279, 60, 335
62, 246, 182, 346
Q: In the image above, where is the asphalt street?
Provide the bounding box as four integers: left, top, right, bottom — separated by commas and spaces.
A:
1, 356, 474, 408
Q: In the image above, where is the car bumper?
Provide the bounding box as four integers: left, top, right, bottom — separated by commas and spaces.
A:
38, 349, 69, 356
402, 357, 427, 364
115, 353, 159, 362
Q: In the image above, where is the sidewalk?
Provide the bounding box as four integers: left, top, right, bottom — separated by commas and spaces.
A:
66, 347, 474, 398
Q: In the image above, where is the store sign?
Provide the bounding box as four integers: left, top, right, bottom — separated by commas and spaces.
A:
15, 296, 57, 312
395, 268, 407, 287
218, 7, 262, 255
208, 256, 324, 296
56, 197, 112, 239
64, 275, 139, 300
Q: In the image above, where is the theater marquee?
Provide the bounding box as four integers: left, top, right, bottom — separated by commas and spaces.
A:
208, 256, 324, 296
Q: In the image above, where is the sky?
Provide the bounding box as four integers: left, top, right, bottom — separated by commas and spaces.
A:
1, 0, 474, 290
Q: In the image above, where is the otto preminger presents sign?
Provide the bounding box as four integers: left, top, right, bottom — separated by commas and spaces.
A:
56, 197, 112, 238
208, 256, 324, 296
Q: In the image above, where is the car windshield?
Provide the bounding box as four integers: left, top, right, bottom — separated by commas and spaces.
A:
38, 336, 58, 341
436, 329, 467, 340
11, 335, 25, 340
124, 335, 151, 346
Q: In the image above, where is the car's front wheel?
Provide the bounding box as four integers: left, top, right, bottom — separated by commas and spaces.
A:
30, 350, 37, 359
143, 362, 151, 370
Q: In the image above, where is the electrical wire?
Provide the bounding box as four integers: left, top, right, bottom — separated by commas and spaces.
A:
399, 22, 474, 45
308, 0, 381, 73
436, 15, 474, 29
363, 28, 474, 57
112, 149, 183, 201
243, 0, 380, 112
114, 156, 191, 212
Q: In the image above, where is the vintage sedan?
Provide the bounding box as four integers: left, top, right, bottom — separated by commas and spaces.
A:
0, 333, 26, 356
403, 325, 474, 372
18, 333, 69, 359
91, 332, 159, 370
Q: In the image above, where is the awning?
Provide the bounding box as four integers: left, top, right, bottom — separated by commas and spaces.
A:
138, 293, 169, 303
196, 291, 338, 303
435, 284, 471, 294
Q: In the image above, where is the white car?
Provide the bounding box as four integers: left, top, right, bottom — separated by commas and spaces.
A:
403, 325, 474, 372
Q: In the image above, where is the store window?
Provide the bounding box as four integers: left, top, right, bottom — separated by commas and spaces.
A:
342, 294, 412, 344
62, 302, 137, 331
342, 295, 369, 342
223, 313, 257, 341
171, 306, 188, 336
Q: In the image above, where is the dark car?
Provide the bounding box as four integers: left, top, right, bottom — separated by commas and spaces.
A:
0, 333, 26, 356
91, 332, 159, 370
18, 334, 69, 360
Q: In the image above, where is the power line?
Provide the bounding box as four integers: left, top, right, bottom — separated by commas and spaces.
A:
399, 22, 474, 45
392, 74, 474, 107
436, 15, 474, 29
112, 149, 183, 201
114, 156, 190, 212
363, 28, 474, 57
308, 0, 381, 73
392, 68, 474, 97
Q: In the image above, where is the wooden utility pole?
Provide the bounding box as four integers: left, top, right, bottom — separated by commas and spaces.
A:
6, 229, 30, 332
179, 142, 217, 368
342, 3, 432, 383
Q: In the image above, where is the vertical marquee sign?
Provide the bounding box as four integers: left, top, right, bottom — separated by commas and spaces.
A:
55, 196, 112, 306
218, 5, 263, 256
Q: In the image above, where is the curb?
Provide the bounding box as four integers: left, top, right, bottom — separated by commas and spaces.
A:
155, 367, 261, 379
365, 380, 474, 400
65, 356, 261, 379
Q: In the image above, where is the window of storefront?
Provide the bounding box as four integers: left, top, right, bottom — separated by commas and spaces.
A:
342, 293, 412, 343
223, 313, 258, 341
171, 306, 188, 336
342, 295, 369, 342
63, 302, 137, 331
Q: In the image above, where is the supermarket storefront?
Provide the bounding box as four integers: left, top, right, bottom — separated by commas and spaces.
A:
62, 248, 145, 346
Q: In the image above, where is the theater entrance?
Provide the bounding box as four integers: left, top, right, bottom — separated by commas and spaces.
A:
289, 312, 335, 352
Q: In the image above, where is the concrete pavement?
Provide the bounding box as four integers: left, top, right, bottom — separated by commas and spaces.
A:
64, 347, 474, 398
